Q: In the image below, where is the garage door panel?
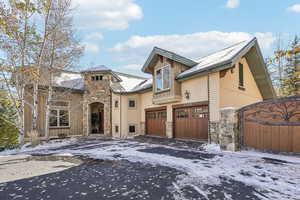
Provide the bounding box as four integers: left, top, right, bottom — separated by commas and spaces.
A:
174, 105, 208, 140
146, 109, 166, 137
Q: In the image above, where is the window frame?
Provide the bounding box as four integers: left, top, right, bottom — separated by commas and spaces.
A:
239, 62, 245, 89
114, 100, 119, 108
128, 99, 136, 109
49, 101, 70, 128
155, 64, 171, 92
128, 125, 136, 133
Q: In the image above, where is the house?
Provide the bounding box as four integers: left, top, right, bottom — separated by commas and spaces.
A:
23, 37, 275, 143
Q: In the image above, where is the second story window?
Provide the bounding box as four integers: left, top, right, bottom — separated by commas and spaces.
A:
91, 75, 103, 81
156, 65, 170, 91
239, 63, 244, 88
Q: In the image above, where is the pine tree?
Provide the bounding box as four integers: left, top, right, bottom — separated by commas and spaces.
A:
0, 89, 19, 150
282, 36, 300, 96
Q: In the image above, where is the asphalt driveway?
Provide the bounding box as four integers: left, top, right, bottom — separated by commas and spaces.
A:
0, 136, 299, 200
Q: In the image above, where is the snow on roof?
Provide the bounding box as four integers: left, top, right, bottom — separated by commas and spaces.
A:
130, 78, 153, 92
113, 72, 147, 92
53, 72, 84, 90
177, 38, 254, 79
81, 65, 110, 72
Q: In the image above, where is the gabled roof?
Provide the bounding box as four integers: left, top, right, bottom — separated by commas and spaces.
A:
142, 47, 198, 73
175, 37, 275, 99
176, 38, 256, 80
81, 65, 110, 72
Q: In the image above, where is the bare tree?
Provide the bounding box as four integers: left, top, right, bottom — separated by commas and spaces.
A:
0, 0, 83, 143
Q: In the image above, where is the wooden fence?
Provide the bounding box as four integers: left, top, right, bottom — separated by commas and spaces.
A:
239, 96, 300, 153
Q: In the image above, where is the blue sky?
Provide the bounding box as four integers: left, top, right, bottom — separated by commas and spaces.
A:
73, 0, 300, 77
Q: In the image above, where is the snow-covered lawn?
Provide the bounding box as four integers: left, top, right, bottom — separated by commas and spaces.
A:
0, 138, 299, 200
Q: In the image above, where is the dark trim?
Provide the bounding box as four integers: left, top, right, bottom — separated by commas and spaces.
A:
244, 118, 300, 126
176, 64, 233, 82
142, 47, 197, 73
145, 106, 167, 112
239, 95, 300, 112
172, 101, 209, 109
154, 88, 170, 94
49, 127, 70, 129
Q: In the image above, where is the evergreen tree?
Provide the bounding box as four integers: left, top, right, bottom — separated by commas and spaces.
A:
0, 89, 19, 150
282, 36, 300, 96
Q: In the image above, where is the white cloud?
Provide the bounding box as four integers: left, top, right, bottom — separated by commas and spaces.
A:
287, 4, 300, 13
73, 0, 143, 30
122, 64, 142, 70
110, 31, 276, 64
226, 0, 240, 9
83, 42, 100, 53
84, 33, 104, 41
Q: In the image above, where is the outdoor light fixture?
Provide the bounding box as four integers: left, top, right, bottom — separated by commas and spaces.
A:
185, 90, 190, 99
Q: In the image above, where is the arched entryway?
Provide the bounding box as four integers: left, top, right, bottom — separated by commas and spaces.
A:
89, 102, 104, 134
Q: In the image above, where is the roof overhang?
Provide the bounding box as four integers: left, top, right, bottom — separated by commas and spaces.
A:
176, 38, 276, 100
142, 47, 198, 74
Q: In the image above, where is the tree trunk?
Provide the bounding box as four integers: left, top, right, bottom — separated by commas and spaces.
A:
32, 82, 39, 135
45, 73, 53, 138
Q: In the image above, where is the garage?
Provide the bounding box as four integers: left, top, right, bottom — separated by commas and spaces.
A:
174, 103, 208, 140
146, 107, 167, 137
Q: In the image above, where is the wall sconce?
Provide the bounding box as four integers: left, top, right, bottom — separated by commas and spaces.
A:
184, 90, 190, 100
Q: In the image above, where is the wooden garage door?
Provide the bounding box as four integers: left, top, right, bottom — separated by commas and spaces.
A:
146, 109, 166, 137
174, 105, 208, 140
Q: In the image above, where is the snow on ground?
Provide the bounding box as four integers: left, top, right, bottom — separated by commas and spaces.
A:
0, 138, 78, 156
1, 138, 300, 200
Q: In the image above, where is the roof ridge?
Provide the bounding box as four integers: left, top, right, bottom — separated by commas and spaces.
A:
196, 37, 255, 62
113, 71, 148, 80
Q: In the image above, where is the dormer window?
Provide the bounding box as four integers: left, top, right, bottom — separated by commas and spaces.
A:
156, 65, 170, 91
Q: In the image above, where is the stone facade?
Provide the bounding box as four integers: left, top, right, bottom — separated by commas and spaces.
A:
219, 107, 240, 151
209, 121, 220, 143
166, 122, 173, 138
82, 73, 112, 136
140, 122, 145, 135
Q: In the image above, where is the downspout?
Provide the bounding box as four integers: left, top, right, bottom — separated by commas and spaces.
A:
207, 74, 211, 144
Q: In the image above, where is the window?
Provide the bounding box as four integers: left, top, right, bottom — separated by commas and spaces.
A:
129, 125, 136, 133
49, 101, 69, 128
239, 63, 244, 88
91, 75, 103, 81
49, 109, 69, 127
176, 109, 189, 118
129, 100, 136, 108
156, 65, 170, 91
115, 100, 119, 108
115, 125, 119, 133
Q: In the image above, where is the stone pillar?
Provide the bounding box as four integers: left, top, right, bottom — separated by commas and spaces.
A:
166, 122, 173, 138
219, 107, 240, 151
209, 121, 220, 143
140, 122, 145, 135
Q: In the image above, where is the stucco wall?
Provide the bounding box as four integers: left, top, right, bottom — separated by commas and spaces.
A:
220, 57, 263, 108
115, 93, 141, 137
138, 75, 211, 138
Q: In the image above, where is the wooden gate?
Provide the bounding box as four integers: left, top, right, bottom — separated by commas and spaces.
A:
240, 96, 300, 153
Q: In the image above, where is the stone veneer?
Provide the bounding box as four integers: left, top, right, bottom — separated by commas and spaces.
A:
140, 122, 145, 135
166, 122, 173, 138
219, 107, 240, 151
209, 121, 220, 143
82, 73, 112, 136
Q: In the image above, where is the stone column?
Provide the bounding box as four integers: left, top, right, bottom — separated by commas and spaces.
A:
140, 122, 145, 135
219, 107, 240, 151
166, 122, 173, 138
